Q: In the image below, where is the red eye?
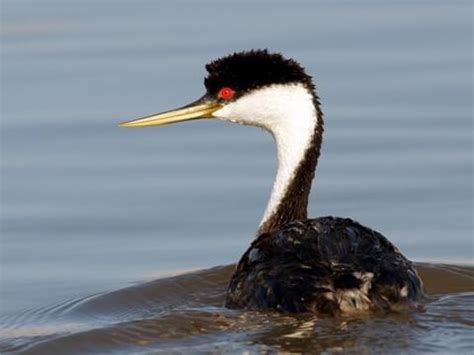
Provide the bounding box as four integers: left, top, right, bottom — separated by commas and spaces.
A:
218, 87, 234, 100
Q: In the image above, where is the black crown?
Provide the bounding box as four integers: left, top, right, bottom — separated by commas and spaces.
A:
204, 49, 314, 97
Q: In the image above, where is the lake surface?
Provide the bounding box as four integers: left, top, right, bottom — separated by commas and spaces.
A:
1, 0, 473, 353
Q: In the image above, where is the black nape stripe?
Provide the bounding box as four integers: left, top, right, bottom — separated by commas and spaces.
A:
204, 49, 314, 98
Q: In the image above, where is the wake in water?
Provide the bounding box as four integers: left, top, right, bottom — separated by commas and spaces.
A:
0, 263, 473, 354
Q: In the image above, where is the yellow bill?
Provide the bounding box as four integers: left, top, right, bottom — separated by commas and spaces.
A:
119, 99, 223, 128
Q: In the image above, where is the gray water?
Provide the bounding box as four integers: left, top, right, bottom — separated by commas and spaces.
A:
1, 0, 473, 353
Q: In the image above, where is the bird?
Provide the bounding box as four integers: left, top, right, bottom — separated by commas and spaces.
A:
120, 49, 423, 315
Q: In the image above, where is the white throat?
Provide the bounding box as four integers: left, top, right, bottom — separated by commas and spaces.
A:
213, 84, 319, 229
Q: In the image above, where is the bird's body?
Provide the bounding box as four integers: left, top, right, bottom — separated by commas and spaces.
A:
121, 49, 424, 314
226, 217, 422, 314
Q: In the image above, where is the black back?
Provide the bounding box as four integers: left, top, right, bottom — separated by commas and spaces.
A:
226, 217, 423, 314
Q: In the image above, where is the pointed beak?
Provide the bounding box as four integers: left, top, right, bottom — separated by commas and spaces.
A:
119, 96, 223, 128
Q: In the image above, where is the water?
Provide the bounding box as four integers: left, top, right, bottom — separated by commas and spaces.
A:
1, 0, 473, 353
0, 264, 473, 353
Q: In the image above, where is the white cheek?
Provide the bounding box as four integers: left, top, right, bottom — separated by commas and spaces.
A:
213, 84, 315, 132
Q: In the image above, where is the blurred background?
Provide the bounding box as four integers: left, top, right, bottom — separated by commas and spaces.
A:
1, 0, 472, 314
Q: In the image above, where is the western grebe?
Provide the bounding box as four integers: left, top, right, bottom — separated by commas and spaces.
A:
120, 49, 423, 314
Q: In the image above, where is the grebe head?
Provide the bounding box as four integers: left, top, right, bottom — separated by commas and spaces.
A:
120, 49, 319, 136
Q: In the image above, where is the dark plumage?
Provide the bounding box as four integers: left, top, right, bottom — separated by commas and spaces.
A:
226, 217, 423, 314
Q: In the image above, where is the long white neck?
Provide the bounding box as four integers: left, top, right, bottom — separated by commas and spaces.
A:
213, 83, 321, 234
